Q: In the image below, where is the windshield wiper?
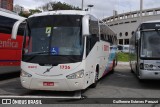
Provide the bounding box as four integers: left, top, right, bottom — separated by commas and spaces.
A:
24, 52, 81, 62
24, 51, 56, 62
27, 51, 56, 55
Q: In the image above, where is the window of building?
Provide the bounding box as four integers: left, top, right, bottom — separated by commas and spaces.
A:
157, 11, 160, 14
119, 32, 122, 37
125, 21, 130, 24
131, 20, 137, 23
124, 39, 129, 45
131, 31, 135, 35
119, 22, 123, 24
1, 0, 7, 9
119, 39, 123, 45
125, 32, 128, 36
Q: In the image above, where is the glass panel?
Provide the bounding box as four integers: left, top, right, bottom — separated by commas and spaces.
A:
141, 31, 160, 58
25, 15, 82, 54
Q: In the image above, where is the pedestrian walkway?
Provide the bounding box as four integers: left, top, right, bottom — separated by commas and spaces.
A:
116, 61, 130, 69
118, 61, 129, 65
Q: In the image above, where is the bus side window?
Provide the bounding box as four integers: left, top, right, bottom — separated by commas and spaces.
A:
86, 15, 99, 56
0, 16, 17, 34
86, 34, 99, 56
18, 22, 26, 36
101, 34, 105, 41
106, 35, 109, 41
108, 35, 112, 44
111, 35, 114, 44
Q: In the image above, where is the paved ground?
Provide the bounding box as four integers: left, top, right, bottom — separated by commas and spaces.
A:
0, 63, 160, 107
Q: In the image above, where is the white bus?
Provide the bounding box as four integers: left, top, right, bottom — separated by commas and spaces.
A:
130, 20, 160, 80
11, 10, 117, 91
0, 8, 25, 74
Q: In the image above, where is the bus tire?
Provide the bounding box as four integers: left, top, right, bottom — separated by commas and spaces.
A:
131, 68, 134, 73
130, 63, 134, 73
91, 66, 99, 88
138, 77, 146, 83
110, 60, 115, 74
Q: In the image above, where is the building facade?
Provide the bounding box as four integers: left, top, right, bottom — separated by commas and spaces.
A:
103, 8, 160, 45
13, 4, 24, 14
0, 0, 13, 11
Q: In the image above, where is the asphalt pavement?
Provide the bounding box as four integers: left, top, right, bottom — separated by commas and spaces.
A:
0, 63, 160, 107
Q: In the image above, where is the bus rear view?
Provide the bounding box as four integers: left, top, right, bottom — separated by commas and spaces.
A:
130, 20, 160, 80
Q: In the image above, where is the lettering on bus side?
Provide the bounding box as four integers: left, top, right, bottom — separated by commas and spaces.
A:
104, 45, 109, 51
28, 66, 37, 69
60, 65, 71, 70
0, 39, 18, 48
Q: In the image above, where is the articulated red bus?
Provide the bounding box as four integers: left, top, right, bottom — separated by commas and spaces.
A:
0, 8, 25, 74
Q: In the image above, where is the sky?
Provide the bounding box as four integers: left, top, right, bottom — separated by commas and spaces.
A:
14, 0, 160, 19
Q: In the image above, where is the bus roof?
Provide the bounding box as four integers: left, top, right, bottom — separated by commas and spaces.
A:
29, 10, 89, 18
140, 20, 160, 30
142, 20, 160, 24
0, 8, 25, 20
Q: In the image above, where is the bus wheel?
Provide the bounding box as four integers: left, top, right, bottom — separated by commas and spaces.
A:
131, 68, 134, 73
110, 60, 115, 74
91, 66, 99, 88
138, 77, 146, 83
130, 64, 134, 73
130, 62, 134, 73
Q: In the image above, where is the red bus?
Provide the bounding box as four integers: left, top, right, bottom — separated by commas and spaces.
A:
0, 8, 25, 74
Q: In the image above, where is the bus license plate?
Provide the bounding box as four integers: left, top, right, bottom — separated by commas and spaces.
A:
43, 82, 54, 86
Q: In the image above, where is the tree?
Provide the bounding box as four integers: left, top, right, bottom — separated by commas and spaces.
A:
19, 1, 81, 17
29, 9, 42, 15
19, 9, 42, 18
19, 11, 30, 18
39, 1, 81, 11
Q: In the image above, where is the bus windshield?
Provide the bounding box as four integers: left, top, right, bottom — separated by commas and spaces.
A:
23, 15, 83, 64
141, 30, 160, 58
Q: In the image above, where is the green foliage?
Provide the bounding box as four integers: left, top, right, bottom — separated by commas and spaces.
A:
117, 52, 129, 62
19, 1, 81, 17
19, 11, 30, 18
40, 1, 81, 11
29, 9, 42, 15
19, 9, 42, 18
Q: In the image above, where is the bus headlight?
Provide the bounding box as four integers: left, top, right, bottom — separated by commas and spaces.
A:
144, 64, 155, 69
21, 70, 32, 77
66, 70, 84, 79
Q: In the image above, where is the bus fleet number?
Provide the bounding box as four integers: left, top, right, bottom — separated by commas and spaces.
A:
60, 65, 70, 69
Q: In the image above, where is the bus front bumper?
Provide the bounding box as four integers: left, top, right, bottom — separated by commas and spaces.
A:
139, 70, 160, 79
20, 76, 85, 91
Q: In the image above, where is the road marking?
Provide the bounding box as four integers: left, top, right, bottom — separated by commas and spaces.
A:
0, 91, 82, 99
0, 95, 81, 99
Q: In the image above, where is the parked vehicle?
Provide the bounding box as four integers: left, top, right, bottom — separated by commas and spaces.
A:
0, 8, 25, 74
11, 10, 117, 91
130, 20, 160, 80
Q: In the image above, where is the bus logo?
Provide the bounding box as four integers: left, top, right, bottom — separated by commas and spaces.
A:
155, 24, 160, 27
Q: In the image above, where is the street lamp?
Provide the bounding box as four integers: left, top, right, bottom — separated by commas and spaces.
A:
82, 0, 84, 10
140, 0, 143, 23
87, 5, 94, 12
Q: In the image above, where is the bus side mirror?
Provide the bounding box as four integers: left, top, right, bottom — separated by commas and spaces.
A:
135, 31, 140, 46
136, 31, 140, 40
11, 19, 26, 40
82, 15, 89, 36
